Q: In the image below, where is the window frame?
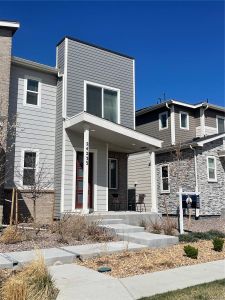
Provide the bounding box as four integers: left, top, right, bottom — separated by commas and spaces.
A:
207, 156, 217, 182
160, 164, 170, 193
179, 111, 189, 130
108, 158, 118, 190
84, 80, 120, 124
216, 115, 225, 134
21, 149, 39, 188
23, 76, 42, 107
159, 111, 168, 130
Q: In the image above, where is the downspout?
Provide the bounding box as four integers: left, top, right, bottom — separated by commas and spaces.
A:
190, 145, 198, 192
166, 102, 175, 145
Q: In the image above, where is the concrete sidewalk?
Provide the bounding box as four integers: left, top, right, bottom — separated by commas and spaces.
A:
49, 259, 225, 300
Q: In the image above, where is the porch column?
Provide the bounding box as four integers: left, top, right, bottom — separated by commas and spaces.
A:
83, 124, 89, 213
150, 151, 158, 213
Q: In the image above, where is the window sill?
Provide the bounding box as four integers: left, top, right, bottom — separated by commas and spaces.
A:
180, 127, 189, 130
160, 191, 170, 194
208, 180, 217, 183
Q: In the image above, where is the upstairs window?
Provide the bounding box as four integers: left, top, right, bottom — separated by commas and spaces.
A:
85, 82, 119, 123
159, 112, 168, 130
108, 158, 118, 189
217, 116, 225, 134
180, 111, 189, 130
160, 165, 170, 193
23, 151, 37, 186
207, 156, 217, 182
25, 78, 41, 106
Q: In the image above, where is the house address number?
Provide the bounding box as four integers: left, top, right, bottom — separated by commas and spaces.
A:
85, 142, 89, 166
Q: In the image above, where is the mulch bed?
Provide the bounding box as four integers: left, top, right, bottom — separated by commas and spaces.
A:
78, 240, 225, 278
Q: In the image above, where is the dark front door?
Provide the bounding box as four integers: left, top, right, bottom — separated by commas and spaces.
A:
76, 151, 93, 209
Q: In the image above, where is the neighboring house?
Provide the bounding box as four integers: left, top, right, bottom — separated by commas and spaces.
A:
129, 100, 225, 216
1, 21, 162, 222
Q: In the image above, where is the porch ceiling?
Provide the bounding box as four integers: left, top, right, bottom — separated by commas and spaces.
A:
65, 112, 162, 153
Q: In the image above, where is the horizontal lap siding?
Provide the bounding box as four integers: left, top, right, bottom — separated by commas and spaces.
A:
205, 109, 225, 129
128, 152, 152, 211
7, 66, 57, 192
66, 40, 134, 129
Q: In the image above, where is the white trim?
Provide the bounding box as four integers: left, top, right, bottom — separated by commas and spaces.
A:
179, 111, 189, 130
133, 60, 136, 130
108, 158, 118, 189
84, 80, 121, 124
207, 156, 217, 182
0, 21, 20, 28
71, 148, 76, 211
159, 111, 168, 130
20, 148, 39, 189
63, 38, 68, 118
197, 132, 225, 147
83, 125, 90, 213
216, 115, 225, 134
106, 144, 109, 211
200, 107, 206, 137
150, 152, 157, 212
23, 76, 42, 108
65, 112, 162, 149
170, 105, 176, 145
160, 164, 170, 193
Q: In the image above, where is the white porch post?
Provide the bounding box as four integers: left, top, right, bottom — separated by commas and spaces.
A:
150, 151, 158, 213
83, 124, 89, 213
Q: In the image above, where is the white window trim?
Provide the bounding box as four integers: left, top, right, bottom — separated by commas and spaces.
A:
207, 156, 217, 182
21, 149, 39, 188
108, 158, 118, 190
159, 111, 168, 130
216, 115, 225, 134
179, 111, 189, 130
23, 76, 42, 108
160, 164, 170, 193
84, 80, 120, 124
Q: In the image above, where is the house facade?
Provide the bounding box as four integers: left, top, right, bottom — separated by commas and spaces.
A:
129, 100, 225, 216
1, 21, 162, 222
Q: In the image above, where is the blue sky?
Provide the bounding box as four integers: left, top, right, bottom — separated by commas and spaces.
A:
1, 1, 224, 109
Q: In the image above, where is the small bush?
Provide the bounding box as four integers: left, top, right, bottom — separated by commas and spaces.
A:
213, 238, 224, 252
179, 230, 225, 243
149, 218, 163, 234
184, 245, 198, 259
0, 226, 27, 244
163, 218, 177, 236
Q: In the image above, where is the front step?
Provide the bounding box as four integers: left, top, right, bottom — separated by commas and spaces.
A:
100, 223, 145, 234
100, 218, 125, 225
117, 231, 178, 248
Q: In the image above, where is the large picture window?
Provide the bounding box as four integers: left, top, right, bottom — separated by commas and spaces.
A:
22, 151, 37, 186
85, 82, 119, 123
160, 164, 170, 193
108, 158, 118, 189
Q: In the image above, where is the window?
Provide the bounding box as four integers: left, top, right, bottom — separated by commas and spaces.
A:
108, 158, 118, 189
159, 112, 168, 130
180, 111, 189, 130
217, 116, 225, 134
207, 156, 217, 182
85, 82, 119, 123
22, 151, 37, 186
25, 78, 40, 106
160, 165, 170, 193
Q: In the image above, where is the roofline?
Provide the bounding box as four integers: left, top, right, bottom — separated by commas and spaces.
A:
12, 56, 58, 75
196, 132, 225, 146
57, 36, 135, 60
0, 20, 20, 35
136, 100, 225, 116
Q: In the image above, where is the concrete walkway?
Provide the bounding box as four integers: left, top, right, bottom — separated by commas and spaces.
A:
49, 259, 225, 300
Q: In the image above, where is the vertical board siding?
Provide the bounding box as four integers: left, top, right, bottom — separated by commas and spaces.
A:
128, 152, 152, 211
7, 65, 57, 192
66, 39, 134, 129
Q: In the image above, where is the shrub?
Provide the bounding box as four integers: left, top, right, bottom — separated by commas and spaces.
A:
0, 256, 58, 300
213, 238, 224, 252
163, 218, 177, 236
179, 230, 225, 243
184, 245, 198, 259
148, 218, 163, 234
0, 226, 27, 244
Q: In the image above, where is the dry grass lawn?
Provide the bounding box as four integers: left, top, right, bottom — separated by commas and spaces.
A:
78, 240, 225, 278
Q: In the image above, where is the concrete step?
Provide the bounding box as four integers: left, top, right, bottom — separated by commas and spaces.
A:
100, 223, 145, 234
100, 218, 125, 225
117, 231, 178, 248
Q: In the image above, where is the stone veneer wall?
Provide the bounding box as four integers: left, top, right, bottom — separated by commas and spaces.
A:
108, 151, 128, 211
197, 138, 225, 215
156, 138, 225, 216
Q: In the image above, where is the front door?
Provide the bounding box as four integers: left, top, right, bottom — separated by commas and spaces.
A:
76, 151, 93, 209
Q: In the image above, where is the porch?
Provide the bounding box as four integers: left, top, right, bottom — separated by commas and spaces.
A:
63, 112, 162, 214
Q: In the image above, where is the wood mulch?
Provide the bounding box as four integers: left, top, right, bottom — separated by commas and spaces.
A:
78, 240, 225, 278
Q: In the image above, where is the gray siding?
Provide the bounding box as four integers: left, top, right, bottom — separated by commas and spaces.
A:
6, 65, 57, 190
205, 108, 225, 129
128, 152, 152, 211
54, 41, 65, 217
136, 108, 171, 147
66, 39, 134, 129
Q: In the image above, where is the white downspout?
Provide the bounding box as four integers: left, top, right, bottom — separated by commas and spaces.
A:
190, 145, 198, 192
